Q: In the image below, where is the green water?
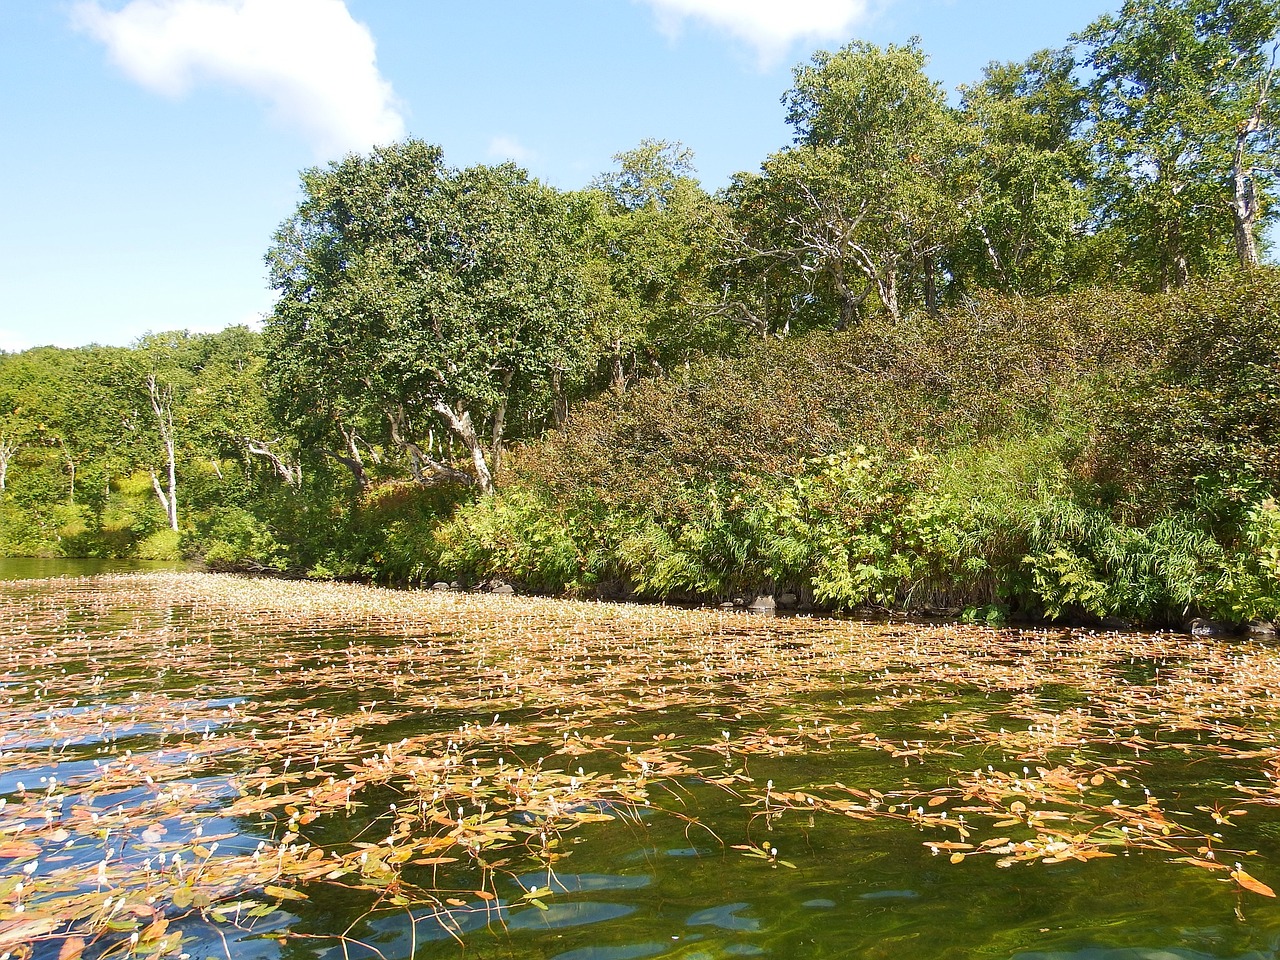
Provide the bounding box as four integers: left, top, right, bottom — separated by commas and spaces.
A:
3, 573, 1280, 960
0, 556, 194, 579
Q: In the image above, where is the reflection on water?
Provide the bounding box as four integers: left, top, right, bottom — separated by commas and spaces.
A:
0, 556, 194, 579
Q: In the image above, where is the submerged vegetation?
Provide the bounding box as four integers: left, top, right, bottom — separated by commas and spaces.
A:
2, 0, 1279, 625
4, 573, 1280, 957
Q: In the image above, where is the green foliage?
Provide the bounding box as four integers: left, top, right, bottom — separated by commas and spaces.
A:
353, 479, 470, 584
1220, 498, 1280, 620
135, 528, 182, 561
265, 139, 596, 492
1074, 0, 1280, 284
199, 506, 288, 571
954, 48, 1094, 294
1089, 272, 1280, 518
737, 40, 970, 325
580, 140, 740, 384
433, 489, 584, 592
431, 277, 1280, 625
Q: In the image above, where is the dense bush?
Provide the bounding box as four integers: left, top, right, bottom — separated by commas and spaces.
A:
429, 276, 1280, 625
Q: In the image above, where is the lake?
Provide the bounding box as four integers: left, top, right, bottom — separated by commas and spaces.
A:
1, 571, 1279, 960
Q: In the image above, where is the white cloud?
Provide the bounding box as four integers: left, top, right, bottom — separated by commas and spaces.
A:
73, 0, 405, 157
638, 0, 872, 61
486, 135, 536, 165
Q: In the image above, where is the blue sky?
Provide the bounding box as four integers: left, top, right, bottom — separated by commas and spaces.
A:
1, 0, 1122, 352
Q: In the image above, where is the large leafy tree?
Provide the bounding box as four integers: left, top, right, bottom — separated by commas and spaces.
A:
265, 140, 592, 494
581, 140, 737, 389
954, 49, 1095, 294
734, 41, 969, 327
1075, 0, 1280, 287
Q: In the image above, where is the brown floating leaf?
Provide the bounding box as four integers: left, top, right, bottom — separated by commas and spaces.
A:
1232, 867, 1276, 898
0, 840, 42, 859
0, 918, 58, 948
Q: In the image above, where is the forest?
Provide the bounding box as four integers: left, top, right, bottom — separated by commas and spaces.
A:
3, 0, 1279, 628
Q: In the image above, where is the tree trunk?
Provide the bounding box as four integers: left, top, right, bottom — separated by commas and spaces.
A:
1232, 118, 1265, 271
147, 374, 178, 530
0, 440, 15, 492
490, 371, 513, 478
829, 265, 869, 331
551, 369, 568, 429
611, 341, 627, 394
1232, 58, 1274, 271
384, 406, 473, 487
432, 401, 493, 495
923, 256, 939, 316
244, 438, 302, 487
317, 420, 367, 488
878, 269, 901, 323
150, 470, 171, 526
59, 440, 76, 505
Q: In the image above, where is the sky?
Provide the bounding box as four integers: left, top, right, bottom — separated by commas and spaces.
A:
0, 0, 1127, 352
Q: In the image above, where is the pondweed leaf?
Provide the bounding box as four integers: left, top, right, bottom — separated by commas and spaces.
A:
1231, 867, 1276, 897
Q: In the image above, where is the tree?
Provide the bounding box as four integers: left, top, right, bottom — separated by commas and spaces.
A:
0, 356, 37, 493
1075, 0, 1280, 286
735, 41, 970, 327
581, 140, 737, 388
954, 49, 1095, 293
145, 372, 178, 531
265, 140, 593, 494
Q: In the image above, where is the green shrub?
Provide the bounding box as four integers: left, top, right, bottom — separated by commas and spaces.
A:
135, 528, 182, 561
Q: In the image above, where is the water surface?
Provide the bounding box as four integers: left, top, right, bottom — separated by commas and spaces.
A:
1, 573, 1278, 960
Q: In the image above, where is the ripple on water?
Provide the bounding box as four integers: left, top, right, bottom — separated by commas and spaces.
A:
551, 945, 667, 960
507, 901, 639, 931
686, 902, 761, 932
515, 871, 653, 894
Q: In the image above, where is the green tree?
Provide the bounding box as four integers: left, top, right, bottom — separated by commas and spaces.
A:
265, 140, 592, 494
582, 140, 737, 389
737, 40, 970, 326
1075, 0, 1280, 286
954, 49, 1094, 293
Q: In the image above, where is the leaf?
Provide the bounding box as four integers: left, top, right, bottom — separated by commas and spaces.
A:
1175, 857, 1229, 871
949, 853, 965, 864
0, 840, 42, 859
927, 795, 948, 807
57, 937, 87, 960
1232, 868, 1276, 897
139, 918, 169, 942
263, 885, 308, 902
0, 919, 57, 948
